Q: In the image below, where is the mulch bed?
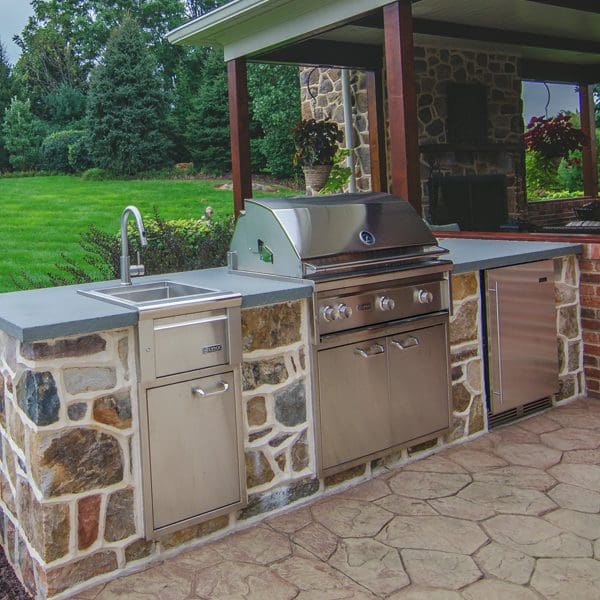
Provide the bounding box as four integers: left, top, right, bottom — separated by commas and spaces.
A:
0, 546, 30, 600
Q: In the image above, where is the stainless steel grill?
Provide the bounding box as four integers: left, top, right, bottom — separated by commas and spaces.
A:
229, 192, 453, 476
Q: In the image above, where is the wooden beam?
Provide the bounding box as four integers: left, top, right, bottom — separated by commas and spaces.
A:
253, 39, 383, 70
366, 70, 388, 192
412, 19, 600, 55
526, 0, 600, 14
383, 0, 421, 211
579, 84, 599, 198
522, 59, 600, 84
227, 58, 252, 215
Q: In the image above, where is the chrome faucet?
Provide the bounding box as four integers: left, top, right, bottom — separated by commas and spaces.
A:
120, 205, 148, 285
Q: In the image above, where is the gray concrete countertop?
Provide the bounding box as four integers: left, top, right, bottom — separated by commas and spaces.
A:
440, 238, 583, 274
0, 268, 313, 342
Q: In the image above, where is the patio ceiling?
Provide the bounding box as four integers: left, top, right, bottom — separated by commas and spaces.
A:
167, 0, 600, 81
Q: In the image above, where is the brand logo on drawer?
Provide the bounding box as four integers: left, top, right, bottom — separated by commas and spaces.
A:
357, 302, 372, 311
202, 344, 223, 354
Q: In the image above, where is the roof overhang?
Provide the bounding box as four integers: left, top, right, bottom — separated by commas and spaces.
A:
166, 0, 600, 81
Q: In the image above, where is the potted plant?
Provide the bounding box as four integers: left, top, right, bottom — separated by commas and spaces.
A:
524, 112, 586, 165
292, 118, 344, 194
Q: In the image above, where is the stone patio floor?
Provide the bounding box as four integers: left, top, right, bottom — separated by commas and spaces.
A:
74, 398, 600, 600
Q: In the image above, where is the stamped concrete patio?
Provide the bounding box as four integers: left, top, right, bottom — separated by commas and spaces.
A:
74, 398, 600, 600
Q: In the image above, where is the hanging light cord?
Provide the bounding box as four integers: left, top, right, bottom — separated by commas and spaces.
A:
543, 81, 551, 118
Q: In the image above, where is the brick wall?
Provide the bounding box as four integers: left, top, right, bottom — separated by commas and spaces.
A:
580, 243, 600, 399
527, 197, 592, 227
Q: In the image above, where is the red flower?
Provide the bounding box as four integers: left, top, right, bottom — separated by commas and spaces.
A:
524, 112, 587, 160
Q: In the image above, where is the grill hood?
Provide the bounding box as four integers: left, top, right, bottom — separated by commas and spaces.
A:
228, 192, 447, 279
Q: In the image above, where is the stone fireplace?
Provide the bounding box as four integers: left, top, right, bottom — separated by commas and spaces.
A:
300, 45, 525, 226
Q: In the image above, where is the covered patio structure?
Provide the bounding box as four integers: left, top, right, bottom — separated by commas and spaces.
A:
167, 0, 600, 220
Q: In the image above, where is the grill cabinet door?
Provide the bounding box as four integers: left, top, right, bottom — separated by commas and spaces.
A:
318, 337, 391, 470
146, 371, 240, 530
387, 323, 450, 445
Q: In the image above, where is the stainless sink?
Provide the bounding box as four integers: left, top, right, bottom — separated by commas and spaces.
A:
79, 280, 223, 309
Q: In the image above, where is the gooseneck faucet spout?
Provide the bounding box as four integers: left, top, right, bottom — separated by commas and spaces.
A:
120, 205, 148, 286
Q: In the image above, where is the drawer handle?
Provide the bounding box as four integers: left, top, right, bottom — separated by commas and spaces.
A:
191, 381, 229, 398
354, 343, 385, 358
391, 336, 419, 350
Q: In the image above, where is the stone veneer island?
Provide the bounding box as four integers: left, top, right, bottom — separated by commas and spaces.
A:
0, 244, 584, 598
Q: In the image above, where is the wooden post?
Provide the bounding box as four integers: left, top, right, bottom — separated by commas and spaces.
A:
227, 58, 252, 215
366, 69, 388, 192
579, 83, 598, 199
383, 0, 421, 212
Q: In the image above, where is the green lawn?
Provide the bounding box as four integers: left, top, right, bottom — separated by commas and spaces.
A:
0, 175, 291, 293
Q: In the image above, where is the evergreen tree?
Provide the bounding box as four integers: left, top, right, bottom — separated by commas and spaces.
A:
86, 17, 171, 175
184, 48, 231, 174
2, 97, 43, 170
0, 41, 14, 169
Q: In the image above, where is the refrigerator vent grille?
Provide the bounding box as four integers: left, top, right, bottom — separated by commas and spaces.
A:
489, 397, 553, 429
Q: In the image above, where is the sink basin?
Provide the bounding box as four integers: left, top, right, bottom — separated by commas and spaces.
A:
79, 280, 222, 309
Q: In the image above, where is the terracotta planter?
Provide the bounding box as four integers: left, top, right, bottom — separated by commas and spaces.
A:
303, 165, 332, 195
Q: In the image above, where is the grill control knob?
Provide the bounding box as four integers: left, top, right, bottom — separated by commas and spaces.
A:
377, 296, 396, 311
336, 303, 353, 319
320, 305, 337, 322
416, 289, 434, 304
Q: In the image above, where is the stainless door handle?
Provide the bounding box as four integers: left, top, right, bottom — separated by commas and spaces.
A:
354, 343, 385, 358
391, 336, 419, 349
191, 381, 229, 398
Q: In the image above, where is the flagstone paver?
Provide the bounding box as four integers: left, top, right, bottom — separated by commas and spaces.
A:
71, 398, 600, 600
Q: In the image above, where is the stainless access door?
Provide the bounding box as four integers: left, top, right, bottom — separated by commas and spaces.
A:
318, 337, 391, 470
387, 322, 451, 445
486, 260, 558, 414
146, 371, 241, 530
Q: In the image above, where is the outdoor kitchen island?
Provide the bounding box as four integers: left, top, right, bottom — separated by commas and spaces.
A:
0, 238, 583, 598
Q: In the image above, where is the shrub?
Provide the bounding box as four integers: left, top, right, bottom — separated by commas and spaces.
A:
81, 167, 111, 181
13, 209, 235, 289
68, 135, 92, 172
40, 130, 85, 172
2, 97, 43, 170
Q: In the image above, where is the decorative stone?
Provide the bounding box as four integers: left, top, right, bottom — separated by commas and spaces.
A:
558, 305, 580, 339
118, 336, 129, 376
452, 273, 478, 301
242, 358, 288, 391
462, 579, 540, 600
239, 477, 319, 520
408, 438, 437, 456
242, 302, 301, 352
78, 495, 101, 550
541, 427, 600, 451
248, 427, 272, 442
291, 522, 337, 561
31, 428, 123, 497
20, 334, 106, 360
544, 509, 600, 540
0, 372, 4, 427
378, 515, 488, 554
401, 549, 482, 590
245, 450, 275, 488
274, 380, 306, 426
269, 432, 293, 447
548, 483, 600, 513
329, 538, 409, 595
532, 558, 600, 599
449, 299, 479, 346
474, 541, 535, 585
246, 395, 267, 426
324, 464, 366, 488
213, 526, 291, 565
125, 539, 155, 563
17, 478, 70, 562
452, 382, 472, 412
105, 487, 135, 542
291, 431, 309, 471
483, 514, 592, 557
63, 367, 116, 394
428, 496, 494, 521
275, 453, 286, 471
473, 466, 556, 491
375, 494, 437, 516
67, 402, 87, 421
493, 442, 562, 469
312, 498, 392, 538
46, 550, 118, 596
388, 470, 471, 499
93, 392, 132, 429
160, 515, 229, 550
16, 371, 60, 426
468, 396, 485, 434
466, 360, 482, 392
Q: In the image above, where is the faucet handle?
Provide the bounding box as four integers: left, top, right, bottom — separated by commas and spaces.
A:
129, 252, 145, 278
